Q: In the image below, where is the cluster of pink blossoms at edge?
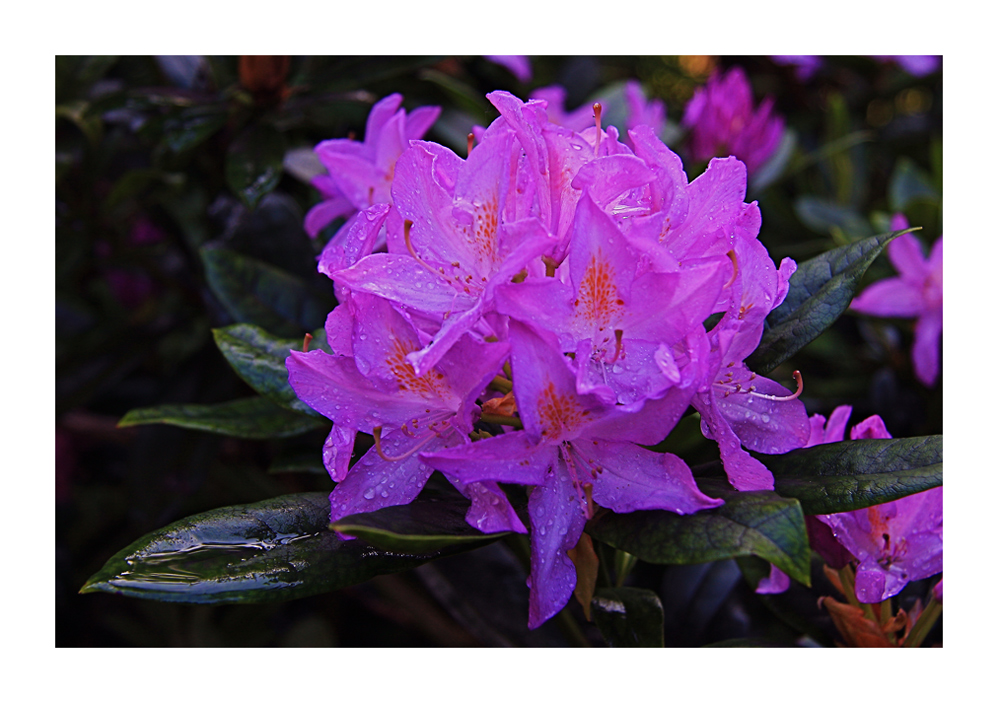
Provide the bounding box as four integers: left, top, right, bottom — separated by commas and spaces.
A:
285, 87, 933, 628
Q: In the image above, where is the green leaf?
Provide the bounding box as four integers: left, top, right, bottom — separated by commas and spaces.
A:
80, 493, 462, 604
212, 323, 317, 416
162, 103, 229, 153
747, 228, 912, 373
590, 587, 665, 647
586, 489, 811, 586
201, 246, 334, 337
333, 484, 509, 553
225, 123, 287, 209
889, 157, 940, 212
118, 397, 325, 439
794, 196, 874, 240
765, 436, 942, 515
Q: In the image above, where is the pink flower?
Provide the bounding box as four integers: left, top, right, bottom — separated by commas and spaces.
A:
681, 66, 784, 175
484, 55, 532, 83
422, 321, 721, 628
850, 214, 942, 386
304, 93, 440, 238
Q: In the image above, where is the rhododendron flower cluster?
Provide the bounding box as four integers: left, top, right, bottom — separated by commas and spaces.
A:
288, 89, 811, 627
681, 66, 784, 174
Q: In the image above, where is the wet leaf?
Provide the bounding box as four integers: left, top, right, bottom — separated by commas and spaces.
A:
587, 489, 811, 586
162, 103, 230, 153
225, 123, 287, 209
748, 228, 912, 373
764, 436, 942, 515
80, 493, 463, 604
332, 484, 509, 553
118, 397, 325, 439
200, 246, 334, 337
213, 323, 317, 416
590, 587, 665, 647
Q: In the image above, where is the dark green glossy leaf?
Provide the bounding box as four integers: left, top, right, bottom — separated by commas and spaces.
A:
212, 323, 317, 416
587, 489, 810, 586
591, 587, 665, 647
201, 246, 333, 337
225, 123, 287, 209
80, 493, 462, 604
748, 228, 912, 373
690, 436, 941, 515
162, 103, 229, 153
118, 396, 324, 439
765, 436, 942, 515
333, 485, 509, 553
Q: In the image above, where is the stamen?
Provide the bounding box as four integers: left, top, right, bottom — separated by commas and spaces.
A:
467, 132, 475, 157
608, 329, 624, 364
302, 332, 313, 352
372, 425, 438, 462
404, 220, 443, 278
542, 255, 558, 278
593, 102, 603, 153
725, 250, 739, 288
561, 445, 590, 517
748, 370, 804, 402
488, 374, 513, 394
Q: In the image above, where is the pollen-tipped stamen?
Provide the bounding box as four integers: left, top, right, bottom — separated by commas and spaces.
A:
467, 132, 475, 157
748, 370, 804, 402
303, 332, 313, 352
593, 102, 603, 154
725, 250, 739, 288
608, 329, 624, 364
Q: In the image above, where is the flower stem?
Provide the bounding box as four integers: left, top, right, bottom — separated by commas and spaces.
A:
903, 593, 942, 647
878, 599, 897, 645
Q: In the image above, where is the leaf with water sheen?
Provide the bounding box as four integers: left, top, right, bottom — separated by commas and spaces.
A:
80, 493, 466, 604
118, 397, 325, 439
213, 323, 319, 416
748, 228, 912, 373
766, 436, 942, 515
333, 485, 510, 553
587, 488, 810, 586
690, 436, 942, 515
201, 246, 334, 337
590, 587, 665, 647
225, 123, 286, 209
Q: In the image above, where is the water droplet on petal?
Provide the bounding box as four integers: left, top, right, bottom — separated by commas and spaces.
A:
363, 488, 375, 500
762, 414, 770, 423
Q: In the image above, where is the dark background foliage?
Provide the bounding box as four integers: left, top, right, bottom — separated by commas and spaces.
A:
56, 55, 941, 647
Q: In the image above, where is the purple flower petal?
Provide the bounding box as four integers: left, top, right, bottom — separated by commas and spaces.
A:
574, 439, 723, 514
526, 458, 587, 629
